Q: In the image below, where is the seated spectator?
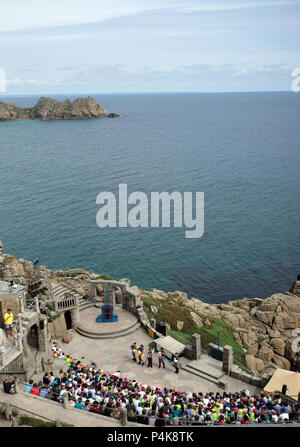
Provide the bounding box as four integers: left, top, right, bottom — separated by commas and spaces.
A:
25, 379, 34, 393
3, 377, 15, 394
39, 385, 49, 398
30, 383, 40, 396
137, 408, 149, 425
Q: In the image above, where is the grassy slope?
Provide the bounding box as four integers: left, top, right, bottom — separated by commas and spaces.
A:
142, 295, 246, 368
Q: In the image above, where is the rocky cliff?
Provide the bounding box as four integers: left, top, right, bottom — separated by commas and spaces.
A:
0, 241, 299, 374
0, 96, 120, 121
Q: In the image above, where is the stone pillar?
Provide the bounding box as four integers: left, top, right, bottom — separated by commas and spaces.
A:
192, 333, 201, 360
63, 392, 69, 409
37, 316, 47, 352
35, 296, 40, 314
17, 333, 23, 352
14, 378, 19, 394
120, 407, 127, 425
110, 289, 116, 306
5, 403, 12, 421
0, 348, 6, 366
90, 283, 96, 303
17, 314, 23, 335
18, 296, 24, 314
135, 294, 141, 307
223, 345, 233, 374
150, 318, 157, 330
70, 305, 80, 329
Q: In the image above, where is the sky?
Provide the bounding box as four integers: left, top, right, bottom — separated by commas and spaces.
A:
0, 0, 300, 94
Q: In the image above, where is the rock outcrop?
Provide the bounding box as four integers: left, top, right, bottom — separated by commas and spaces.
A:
0, 96, 119, 121
0, 241, 299, 374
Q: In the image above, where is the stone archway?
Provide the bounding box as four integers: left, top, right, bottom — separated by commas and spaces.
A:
27, 323, 39, 349
64, 310, 72, 330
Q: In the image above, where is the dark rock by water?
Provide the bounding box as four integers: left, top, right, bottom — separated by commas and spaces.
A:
0, 96, 119, 121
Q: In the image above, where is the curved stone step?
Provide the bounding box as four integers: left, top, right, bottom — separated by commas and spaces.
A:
75, 320, 141, 339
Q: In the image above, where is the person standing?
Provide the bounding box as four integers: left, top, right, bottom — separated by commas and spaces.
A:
136, 348, 142, 365
140, 351, 146, 366
173, 353, 180, 374
131, 342, 137, 362
4, 308, 14, 338
147, 348, 153, 368
158, 348, 166, 369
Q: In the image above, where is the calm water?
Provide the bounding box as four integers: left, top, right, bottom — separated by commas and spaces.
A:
0, 92, 299, 303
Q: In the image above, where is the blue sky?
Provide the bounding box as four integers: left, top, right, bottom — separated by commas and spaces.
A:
0, 0, 300, 94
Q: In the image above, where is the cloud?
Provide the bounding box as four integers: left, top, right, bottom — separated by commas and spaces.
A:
4, 62, 292, 92
178, 0, 300, 13
2, 0, 299, 33
0, 0, 180, 32
6, 77, 47, 86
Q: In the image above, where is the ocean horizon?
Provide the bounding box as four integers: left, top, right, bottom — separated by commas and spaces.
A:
0, 91, 299, 303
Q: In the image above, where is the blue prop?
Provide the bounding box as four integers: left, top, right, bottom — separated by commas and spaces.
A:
96, 288, 118, 323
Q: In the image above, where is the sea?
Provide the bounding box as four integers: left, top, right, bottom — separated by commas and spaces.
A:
0, 91, 299, 303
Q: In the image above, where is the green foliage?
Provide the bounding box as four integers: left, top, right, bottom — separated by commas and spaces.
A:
169, 330, 192, 345
2, 256, 16, 265
45, 302, 55, 312
142, 296, 247, 367
199, 319, 245, 367
48, 314, 60, 322
100, 274, 112, 280
18, 415, 56, 427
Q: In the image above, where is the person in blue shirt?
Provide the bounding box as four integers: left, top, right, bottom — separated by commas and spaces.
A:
25, 379, 34, 393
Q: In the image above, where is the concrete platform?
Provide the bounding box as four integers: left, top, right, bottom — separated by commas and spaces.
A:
180, 353, 227, 388
76, 305, 141, 339
187, 355, 225, 380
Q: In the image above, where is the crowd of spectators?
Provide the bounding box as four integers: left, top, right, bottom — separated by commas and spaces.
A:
20, 344, 299, 426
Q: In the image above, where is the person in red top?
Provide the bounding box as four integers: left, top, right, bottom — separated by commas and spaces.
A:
241, 414, 251, 424
30, 383, 40, 396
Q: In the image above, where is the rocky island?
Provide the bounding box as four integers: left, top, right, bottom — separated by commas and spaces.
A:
0, 96, 120, 121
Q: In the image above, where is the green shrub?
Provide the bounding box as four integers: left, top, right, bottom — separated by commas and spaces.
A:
46, 302, 55, 312
3, 256, 16, 265
100, 274, 112, 281
18, 415, 56, 427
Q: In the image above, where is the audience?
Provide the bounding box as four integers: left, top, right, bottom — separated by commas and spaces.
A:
23, 344, 298, 425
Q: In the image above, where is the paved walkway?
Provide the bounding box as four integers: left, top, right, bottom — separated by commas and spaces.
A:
0, 390, 142, 427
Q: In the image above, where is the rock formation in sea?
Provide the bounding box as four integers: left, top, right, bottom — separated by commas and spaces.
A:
0, 96, 120, 121
0, 241, 299, 374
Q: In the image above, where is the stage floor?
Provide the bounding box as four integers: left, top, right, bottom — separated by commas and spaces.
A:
77, 305, 139, 336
